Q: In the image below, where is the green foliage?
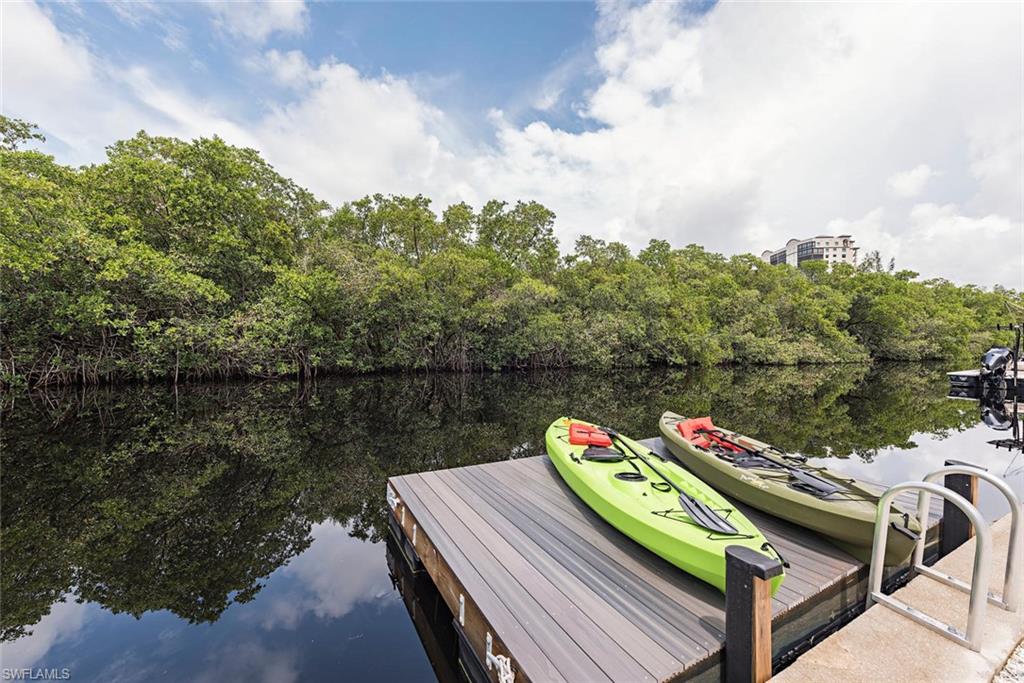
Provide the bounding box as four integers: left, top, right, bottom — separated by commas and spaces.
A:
2, 123, 1018, 387
0, 115, 45, 151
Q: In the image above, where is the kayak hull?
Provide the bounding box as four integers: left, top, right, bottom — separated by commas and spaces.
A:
658, 412, 920, 566
546, 417, 784, 594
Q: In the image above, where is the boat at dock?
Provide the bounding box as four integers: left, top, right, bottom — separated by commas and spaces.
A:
658, 411, 921, 565
545, 417, 785, 594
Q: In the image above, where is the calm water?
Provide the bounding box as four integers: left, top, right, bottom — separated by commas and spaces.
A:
3, 365, 1022, 681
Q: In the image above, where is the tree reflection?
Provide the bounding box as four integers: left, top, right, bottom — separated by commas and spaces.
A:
1, 365, 974, 641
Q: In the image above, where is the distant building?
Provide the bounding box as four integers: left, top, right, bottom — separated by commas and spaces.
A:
761, 235, 858, 268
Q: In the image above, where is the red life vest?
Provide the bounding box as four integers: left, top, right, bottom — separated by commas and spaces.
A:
676, 417, 742, 452
568, 422, 613, 447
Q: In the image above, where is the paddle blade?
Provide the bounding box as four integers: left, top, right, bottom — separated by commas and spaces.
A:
788, 469, 841, 497
678, 495, 739, 535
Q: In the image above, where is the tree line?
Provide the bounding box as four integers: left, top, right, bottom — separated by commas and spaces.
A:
2, 116, 1017, 388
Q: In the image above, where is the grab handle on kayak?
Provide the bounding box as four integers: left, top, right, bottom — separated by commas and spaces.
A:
761, 541, 790, 569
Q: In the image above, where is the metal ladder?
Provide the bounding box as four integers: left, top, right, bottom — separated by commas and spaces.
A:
866, 464, 1021, 651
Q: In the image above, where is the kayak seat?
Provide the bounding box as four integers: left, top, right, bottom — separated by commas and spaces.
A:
582, 447, 626, 462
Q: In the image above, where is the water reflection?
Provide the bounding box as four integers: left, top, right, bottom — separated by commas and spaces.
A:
0, 522, 425, 681
2, 364, 1020, 680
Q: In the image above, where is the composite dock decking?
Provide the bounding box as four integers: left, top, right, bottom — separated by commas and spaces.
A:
387, 438, 943, 682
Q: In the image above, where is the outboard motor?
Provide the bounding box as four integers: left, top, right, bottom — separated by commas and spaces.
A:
981, 347, 1014, 377
981, 397, 1013, 431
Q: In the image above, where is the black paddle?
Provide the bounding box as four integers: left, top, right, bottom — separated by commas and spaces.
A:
598, 426, 739, 535
696, 428, 841, 497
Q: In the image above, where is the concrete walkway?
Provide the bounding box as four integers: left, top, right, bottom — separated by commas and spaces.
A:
994, 641, 1023, 682
772, 514, 1022, 683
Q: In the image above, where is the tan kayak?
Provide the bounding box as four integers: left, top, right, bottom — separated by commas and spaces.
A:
658, 411, 921, 566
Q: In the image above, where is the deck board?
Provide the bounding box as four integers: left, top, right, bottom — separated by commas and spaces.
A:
463, 467, 723, 657
407, 473, 611, 682
420, 471, 652, 682
391, 476, 569, 683
388, 437, 944, 682
457, 464, 719, 657
433, 468, 679, 679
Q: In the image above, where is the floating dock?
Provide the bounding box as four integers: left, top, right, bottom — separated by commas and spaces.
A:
948, 369, 1024, 399
386, 438, 943, 682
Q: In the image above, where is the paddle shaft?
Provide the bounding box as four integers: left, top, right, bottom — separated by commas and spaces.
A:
602, 427, 740, 535
601, 428, 700, 500
606, 436, 679, 489
698, 428, 841, 493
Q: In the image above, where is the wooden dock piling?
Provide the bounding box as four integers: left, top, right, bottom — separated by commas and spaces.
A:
724, 546, 785, 683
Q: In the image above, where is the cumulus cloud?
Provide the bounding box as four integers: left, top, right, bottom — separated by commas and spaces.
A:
1, 2, 259, 163
253, 62, 462, 203
828, 204, 1022, 290
204, 1, 308, 43
3, 0, 1022, 287
252, 49, 318, 89
485, 3, 1021, 283
886, 164, 936, 198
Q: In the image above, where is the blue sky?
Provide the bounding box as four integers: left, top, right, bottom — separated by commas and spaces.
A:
41, 1, 603, 136
3, 1, 1022, 287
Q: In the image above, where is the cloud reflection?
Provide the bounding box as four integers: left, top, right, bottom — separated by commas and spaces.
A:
0, 599, 91, 670
248, 521, 397, 631
193, 642, 300, 683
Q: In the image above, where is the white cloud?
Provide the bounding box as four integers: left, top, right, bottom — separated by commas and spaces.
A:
904, 203, 1021, 288
253, 62, 463, 203
468, 2, 1022, 283
4, 1, 1022, 288
1, 1, 257, 163
253, 49, 317, 89
532, 88, 562, 112
527, 49, 592, 114
1, 0, 128, 160
886, 164, 936, 198
828, 204, 1023, 290
204, 1, 308, 43
0, 599, 91, 670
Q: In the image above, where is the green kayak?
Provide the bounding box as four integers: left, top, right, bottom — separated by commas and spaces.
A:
658, 412, 921, 566
545, 417, 785, 594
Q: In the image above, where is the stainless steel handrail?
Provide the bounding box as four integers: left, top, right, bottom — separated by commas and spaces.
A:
866, 481, 991, 651
915, 465, 1021, 612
